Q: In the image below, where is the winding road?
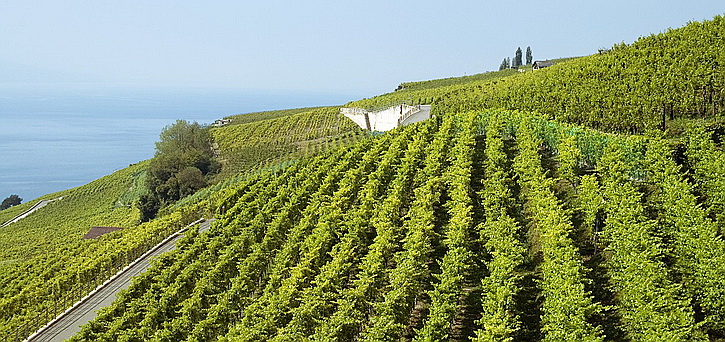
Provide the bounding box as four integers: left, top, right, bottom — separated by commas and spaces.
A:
26, 218, 213, 342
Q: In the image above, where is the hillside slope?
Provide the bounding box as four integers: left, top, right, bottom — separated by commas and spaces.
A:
436, 15, 725, 132
70, 108, 725, 341
0, 162, 197, 339
212, 106, 365, 177
0, 106, 363, 340
346, 69, 518, 110
67, 15, 725, 341
346, 16, 725, 134
5, 14, 725, 342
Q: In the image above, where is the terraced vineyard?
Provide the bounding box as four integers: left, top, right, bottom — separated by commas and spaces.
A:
4, 13, 725, 342
348, 16, 725, 134
70, 109, 725, 341
345, 69, 519, 111
212, 106, 366, 177
0, 106, 365, 341
435, 16, 725, 133
0, 162, 202, 340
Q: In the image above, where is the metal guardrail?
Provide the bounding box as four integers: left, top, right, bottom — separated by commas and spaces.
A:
398, 105, 423, 124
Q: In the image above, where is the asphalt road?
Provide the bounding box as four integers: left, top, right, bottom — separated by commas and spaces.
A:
1, 197, 63, 228
26, 219, 213, 342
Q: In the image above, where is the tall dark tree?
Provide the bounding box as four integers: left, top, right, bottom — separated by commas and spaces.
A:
1, 195, 22, 210
526, 46, 533, 65
499, 58, 509, 71
498, 57, 511, 71
513, 47, 523, 68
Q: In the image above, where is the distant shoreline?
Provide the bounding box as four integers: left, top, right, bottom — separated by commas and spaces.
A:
0, 86, 362, 200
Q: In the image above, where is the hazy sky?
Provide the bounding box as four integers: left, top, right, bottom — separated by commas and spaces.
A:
1, 1, 723, 95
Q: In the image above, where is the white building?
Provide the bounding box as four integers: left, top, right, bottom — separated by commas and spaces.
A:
341, 104, 432, 132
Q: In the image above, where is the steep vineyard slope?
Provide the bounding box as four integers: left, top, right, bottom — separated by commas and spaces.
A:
348, 16, 725, 133
0, 162, 202, 340
7, 13, 725, 342
70, 109, 725, 341
437, 16, 725, 132
212, 106, 365, 177
346, 69, 519, 110
0, 107, 363, 341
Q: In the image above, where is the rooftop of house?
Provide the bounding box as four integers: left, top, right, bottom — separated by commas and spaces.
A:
83, 226, 124, 239
533, 60, 554, 68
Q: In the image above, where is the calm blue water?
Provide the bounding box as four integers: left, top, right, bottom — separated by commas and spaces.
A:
0, 84, 361, 201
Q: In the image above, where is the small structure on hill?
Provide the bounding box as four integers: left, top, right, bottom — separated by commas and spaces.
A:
212, 119, 232, 127
83, 226, 124, 239
341, 104, 432, 132
532, 60, 554, 70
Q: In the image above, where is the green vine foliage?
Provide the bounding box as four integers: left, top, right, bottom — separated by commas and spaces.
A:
16, 17, 725, 340
61, 107, 725, 341
33, 18, 725, 338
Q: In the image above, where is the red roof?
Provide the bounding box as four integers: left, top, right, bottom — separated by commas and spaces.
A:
83, 226, 124, 239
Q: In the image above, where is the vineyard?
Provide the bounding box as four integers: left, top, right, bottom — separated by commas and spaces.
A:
3, 13, 725, 342
0, 106, 365, 340
348, 16, 725, 134
434, 16, 725, 133
345, 69, 519, 111
211, 106, 366, 178
68, 108, 725, 341
0, 162, 205, 339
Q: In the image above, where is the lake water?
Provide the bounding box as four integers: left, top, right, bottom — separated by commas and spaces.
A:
0, 84, 363, 201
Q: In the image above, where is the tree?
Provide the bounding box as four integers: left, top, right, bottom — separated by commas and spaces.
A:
526, 46, 533, 65
499, 57, 511, 71
138, 120, 219, 221
0, 195, 22, 210
513, 47, 523, 68
137, 193, 160, 220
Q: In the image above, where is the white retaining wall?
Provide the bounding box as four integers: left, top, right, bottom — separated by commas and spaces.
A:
341, 105, 431, 132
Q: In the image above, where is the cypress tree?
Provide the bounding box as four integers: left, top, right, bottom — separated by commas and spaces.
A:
499, 58, 508, 71
513, 47, 523, 68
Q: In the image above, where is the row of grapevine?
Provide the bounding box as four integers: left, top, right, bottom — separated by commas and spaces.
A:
643, 138, 725, 332
72, 139, 377, 341
473, 112, 527, 341
182, 145, 363, 341
415, 112, 477, 341
512, 119, 603, 341
228, 132, 395, 340
270, 124, 419, 340
685, 124, 725, 227
74, 165, 293, 340
358, 114, 456, 341
345, 70, 518, 110
212, 107, 365, 177
595, 143, 703, 340
437, 16, 725, 132
311, 121, 434, 341
348, 16, 725, 134
0, 162, 209, 340
142, 158, 329, 340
